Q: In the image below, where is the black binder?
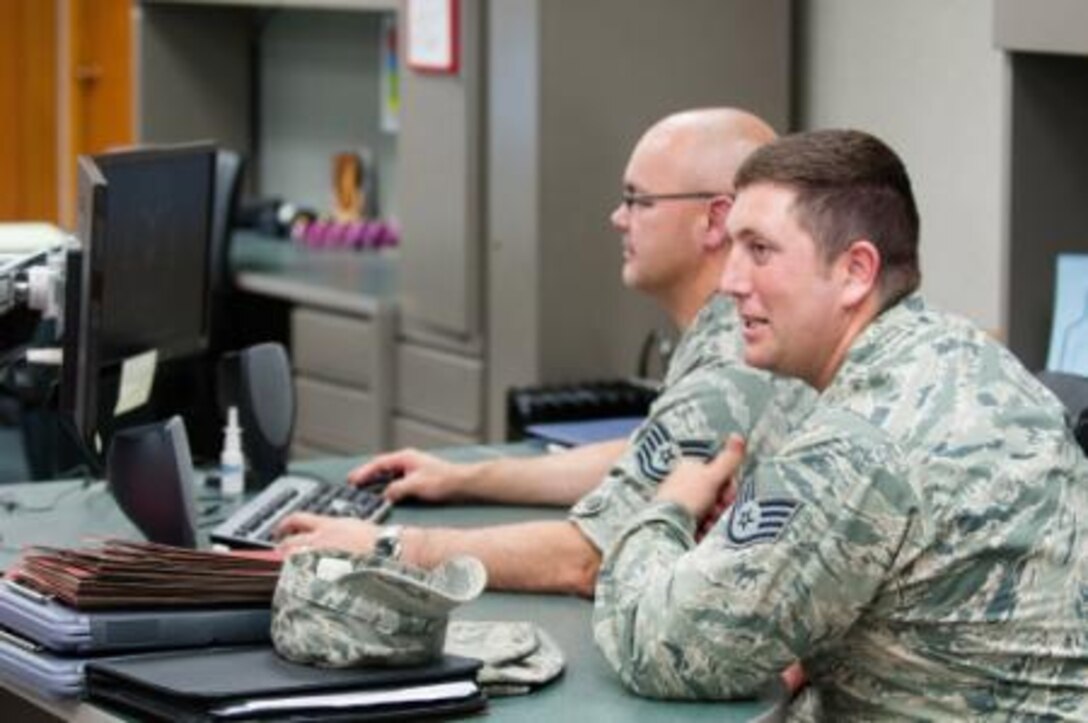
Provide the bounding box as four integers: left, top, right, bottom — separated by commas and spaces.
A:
85, 646, 485, 722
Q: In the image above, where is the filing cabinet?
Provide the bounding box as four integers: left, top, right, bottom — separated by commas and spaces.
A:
392, 416, 479, 450
385, 335, 485, 448
290, 305, 395, 457
395, 343, 483, 435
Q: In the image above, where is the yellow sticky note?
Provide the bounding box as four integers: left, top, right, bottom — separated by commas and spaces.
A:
114, 350, 158, 416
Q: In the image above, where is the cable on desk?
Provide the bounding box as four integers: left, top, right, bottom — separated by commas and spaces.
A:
51, 461, 95, 480
0, 478, 106, 514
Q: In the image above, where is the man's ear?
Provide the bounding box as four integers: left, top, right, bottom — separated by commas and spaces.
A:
701, 195, 733, 251
840, 239, 881, 307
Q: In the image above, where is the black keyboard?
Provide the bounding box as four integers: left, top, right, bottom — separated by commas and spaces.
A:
210, 475, 392, 549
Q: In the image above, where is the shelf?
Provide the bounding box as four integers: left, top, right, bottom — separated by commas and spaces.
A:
230, 230, 399, 316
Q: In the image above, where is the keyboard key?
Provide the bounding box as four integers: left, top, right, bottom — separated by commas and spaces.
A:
234, 488, 299, 536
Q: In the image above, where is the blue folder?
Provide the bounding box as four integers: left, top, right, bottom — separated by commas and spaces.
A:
525, 416, 644, 447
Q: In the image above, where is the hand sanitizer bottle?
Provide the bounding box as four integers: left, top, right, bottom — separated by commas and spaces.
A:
220, 406, 246, 498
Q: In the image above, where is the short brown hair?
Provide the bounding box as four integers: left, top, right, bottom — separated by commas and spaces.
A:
734, 129, 921, 306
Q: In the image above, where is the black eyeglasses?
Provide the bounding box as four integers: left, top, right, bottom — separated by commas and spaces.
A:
621, 190, 723, 210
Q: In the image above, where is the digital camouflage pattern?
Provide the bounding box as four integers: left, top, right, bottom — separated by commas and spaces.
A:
446, 621, 539, 667
445, 620, 565, 695
272, 549, 485, 668
594, 294, 1088, 720
570, 294, 814, 552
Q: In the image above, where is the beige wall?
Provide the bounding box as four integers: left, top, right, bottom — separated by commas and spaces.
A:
796, 0, 1006, 331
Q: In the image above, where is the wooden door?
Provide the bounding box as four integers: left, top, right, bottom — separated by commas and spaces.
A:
65, 0, 134, 227
0, 0, 59, 222
0, 0, 133, 227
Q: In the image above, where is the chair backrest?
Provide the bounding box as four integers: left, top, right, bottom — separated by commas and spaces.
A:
1036, 370, 1088, 455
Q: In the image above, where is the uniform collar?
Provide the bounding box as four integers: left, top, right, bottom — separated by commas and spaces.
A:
823, 293, 927, 400
663, 294, 735, 388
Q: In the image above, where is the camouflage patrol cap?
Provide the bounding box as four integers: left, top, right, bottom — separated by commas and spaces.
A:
271, 549, 487, 668
445, 620, 565, 695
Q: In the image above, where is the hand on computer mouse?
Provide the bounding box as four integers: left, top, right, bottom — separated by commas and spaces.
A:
354, 468, 404, 494
346, 449, 471, 503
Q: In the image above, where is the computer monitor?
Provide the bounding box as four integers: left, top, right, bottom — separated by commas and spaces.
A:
59, 156, 106, 443
61, 144, 216, 449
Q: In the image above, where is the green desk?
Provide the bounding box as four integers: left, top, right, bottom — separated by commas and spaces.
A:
298, 450, 786, 722
0, 450, 786, 722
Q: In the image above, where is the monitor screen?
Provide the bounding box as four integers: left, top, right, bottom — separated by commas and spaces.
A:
61, 144, 216, 448
93, 144, 215, 364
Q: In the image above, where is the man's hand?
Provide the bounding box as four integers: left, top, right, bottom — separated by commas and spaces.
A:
275, 512, 380, 554
696, 479, 739, 541
346, 449, 471, 503
782, 661, 808, 695
656, 435, 746, 525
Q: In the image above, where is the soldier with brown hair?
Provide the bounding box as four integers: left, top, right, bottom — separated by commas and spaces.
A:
594, 129, 1088, 719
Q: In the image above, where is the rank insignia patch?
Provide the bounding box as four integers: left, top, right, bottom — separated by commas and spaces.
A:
725, 477, 801, 548
635, 422, 717, 482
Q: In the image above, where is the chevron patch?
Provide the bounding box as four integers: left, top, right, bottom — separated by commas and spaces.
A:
634, 422, 717, 482
724, 476, 801, 548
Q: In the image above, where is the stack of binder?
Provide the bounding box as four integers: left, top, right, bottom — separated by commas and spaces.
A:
84, 646, 484, 721
0, 579, 274, 699
0, 541, 487, 720
10, 539, 282, 609
0, 540, 280, 699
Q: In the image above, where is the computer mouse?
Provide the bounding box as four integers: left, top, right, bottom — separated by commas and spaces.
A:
355, 467, 404, 493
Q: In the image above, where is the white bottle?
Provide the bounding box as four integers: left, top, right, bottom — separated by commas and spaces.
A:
220, 406, 246, 498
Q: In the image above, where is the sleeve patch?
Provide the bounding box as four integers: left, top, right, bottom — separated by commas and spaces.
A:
724, 477, 801, 548
634, 421, 717, 482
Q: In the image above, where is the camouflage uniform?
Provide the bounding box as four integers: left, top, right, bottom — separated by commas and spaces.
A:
570, 294, 813, 553
594, 294, 1088, 720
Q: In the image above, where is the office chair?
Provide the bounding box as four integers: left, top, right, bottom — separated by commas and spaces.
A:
1036, 370, 1088, 455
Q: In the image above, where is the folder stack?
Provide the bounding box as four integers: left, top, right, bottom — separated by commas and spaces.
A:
0, 541, 487, 720
0, 540, 279, 699
9, 539, 282, 609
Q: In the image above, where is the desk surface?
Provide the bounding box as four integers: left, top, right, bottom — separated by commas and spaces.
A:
0, 448, 785, 722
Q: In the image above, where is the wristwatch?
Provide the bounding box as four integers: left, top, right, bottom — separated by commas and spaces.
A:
374, 525, 404, 560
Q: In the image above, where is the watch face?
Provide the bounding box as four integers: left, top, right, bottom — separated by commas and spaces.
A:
375, 527, 402, 559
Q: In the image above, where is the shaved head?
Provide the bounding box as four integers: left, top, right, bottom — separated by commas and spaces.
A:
614, 107, 777, 326
634, 108, 778, 195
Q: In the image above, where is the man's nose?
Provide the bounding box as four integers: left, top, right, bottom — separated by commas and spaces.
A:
719, 252, 750, 297
610, 203, 628, 230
